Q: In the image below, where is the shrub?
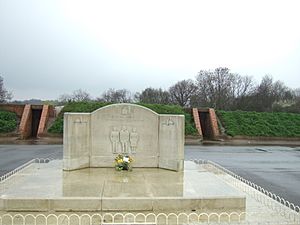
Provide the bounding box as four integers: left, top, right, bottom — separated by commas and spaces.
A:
138, 103, 184, 114
47, 117, 63, 134
140, 103, 198, 135
0, 111, 17, 133
48, 102, 197, 135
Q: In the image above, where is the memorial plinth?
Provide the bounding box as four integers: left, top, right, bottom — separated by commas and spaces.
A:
0, 160, 245, 212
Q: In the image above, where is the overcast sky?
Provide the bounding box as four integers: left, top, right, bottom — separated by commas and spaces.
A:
1, 0, 300, 100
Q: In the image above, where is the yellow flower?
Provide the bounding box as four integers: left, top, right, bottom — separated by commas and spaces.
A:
117, 159, 123, 163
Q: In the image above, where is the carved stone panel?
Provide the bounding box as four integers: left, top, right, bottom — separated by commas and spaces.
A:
63, 103, 184, 171
90, 104, 159, 168
109, 126, 139, 154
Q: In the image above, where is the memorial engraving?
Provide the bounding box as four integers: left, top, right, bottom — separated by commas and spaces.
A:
129, 128, 139, 154
162, 118, 175, 126
110, 127, 139, 154
119, 126, 130, 153
110, 127, 119, 154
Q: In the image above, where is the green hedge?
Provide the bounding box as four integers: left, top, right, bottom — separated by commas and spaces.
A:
217, 110, 300, 137
0, 111, 17, 133
138, 103, 197, 135
48, 102, 110, 134
48, 102, 197, 135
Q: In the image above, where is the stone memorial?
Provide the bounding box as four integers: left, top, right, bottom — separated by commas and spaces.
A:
0, 104, 246, 213
63, 103, 185, 171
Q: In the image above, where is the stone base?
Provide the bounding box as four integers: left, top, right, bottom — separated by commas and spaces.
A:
0, 160, 245, 212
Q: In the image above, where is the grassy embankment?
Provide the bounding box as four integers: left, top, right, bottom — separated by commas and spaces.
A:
217, 110, 300, 137
0, 111, 17, 133
48, 102, 197, 135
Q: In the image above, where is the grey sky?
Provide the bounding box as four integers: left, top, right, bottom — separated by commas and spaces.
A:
1, 0, 300, 100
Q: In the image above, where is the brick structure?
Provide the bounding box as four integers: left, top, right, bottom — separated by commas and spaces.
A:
208, 108, 220, 138
192, 108, 203, 137
37, 105, 50, 137
0, 104, 25, 117
19, 104, 32, 139
192, 108, 220, 140
0, 103, 55, 139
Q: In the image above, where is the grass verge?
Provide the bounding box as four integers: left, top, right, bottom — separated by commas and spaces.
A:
217, 110, 300, 137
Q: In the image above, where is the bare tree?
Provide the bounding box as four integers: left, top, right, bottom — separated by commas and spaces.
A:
58, 93, 72, 103
229, 74, 255, 110
135, 88, 171, 104
72, 89, 91, 102
98, 88, 132, 103
169, 79, 197, 107
58, 89, 91, 103
0, 76, 13, 103
245, 75, 293, 112
193, 67, 255, 110
231, 75, 255, 98
294, 88, 300, 96
194, 68, 230, 109
294, 88, 300, 101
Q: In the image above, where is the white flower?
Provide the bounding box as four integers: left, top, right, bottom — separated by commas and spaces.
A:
123, 156, 129, 162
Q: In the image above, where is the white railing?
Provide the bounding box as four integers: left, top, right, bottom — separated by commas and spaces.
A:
0, 159, 35, 183
190, 159, 300, 223
0, 212, 263, 225
0, 158, 53, 183
0, 212, 298, 225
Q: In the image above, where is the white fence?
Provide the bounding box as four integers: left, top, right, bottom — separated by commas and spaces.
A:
0, 212, 293, 225
0, 158, 53, 183
191, 159, 300, 223
0, 212, 274, 225
192, 159, 300, 213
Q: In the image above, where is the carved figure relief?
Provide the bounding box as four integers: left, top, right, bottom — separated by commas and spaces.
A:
110, 127, 139, 154
110, 127, 120, 153
129, 128, 139, 154
119, 126, 130, 153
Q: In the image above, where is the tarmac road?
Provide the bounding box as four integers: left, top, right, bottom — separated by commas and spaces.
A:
0, 144, 299, 206
0, 145, 62, 175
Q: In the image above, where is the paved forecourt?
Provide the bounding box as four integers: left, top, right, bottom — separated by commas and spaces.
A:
0, 160, 245, 212
0, 159, 299, 224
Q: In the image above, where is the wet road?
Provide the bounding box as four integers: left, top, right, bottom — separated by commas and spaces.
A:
0, 144, 299, 206
0, 145, 62, 175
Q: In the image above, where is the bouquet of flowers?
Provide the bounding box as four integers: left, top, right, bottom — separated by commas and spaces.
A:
115, 154, 133, 171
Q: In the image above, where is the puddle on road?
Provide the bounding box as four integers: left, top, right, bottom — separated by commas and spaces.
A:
255, 148, 268, 152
